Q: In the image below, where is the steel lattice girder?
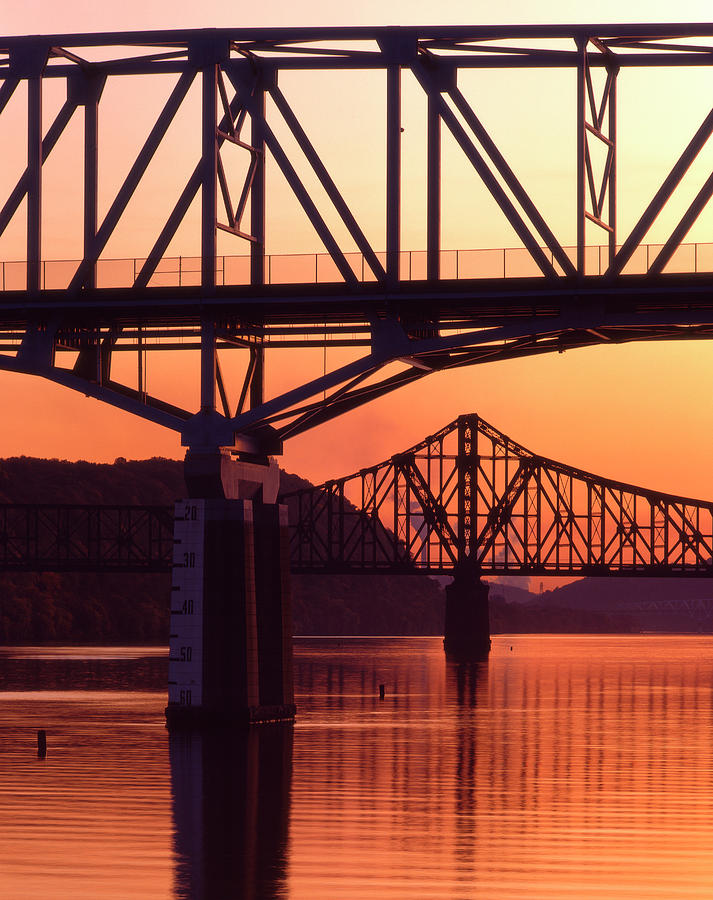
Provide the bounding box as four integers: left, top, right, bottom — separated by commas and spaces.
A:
0, 505, 174, 572
284, 413, 713, 577
1, 410, 713, 576
3, 27, 713, 448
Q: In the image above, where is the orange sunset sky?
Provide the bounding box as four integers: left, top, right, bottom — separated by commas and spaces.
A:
2, 0, 713, 509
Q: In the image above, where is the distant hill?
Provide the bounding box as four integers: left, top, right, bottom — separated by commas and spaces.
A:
488, 576, 713, 633
540, 576, 713, 612
527, 577, 713, 633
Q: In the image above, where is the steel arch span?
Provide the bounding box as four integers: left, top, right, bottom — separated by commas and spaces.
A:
2, 28, 713, 451
285, 413, 713, 577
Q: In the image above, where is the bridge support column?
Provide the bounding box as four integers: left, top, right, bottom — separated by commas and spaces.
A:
165, 450, 295, 729
443, 567, 491, 660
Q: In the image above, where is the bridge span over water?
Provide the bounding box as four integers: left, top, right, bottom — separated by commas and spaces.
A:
3, 24, 713, 724
2, 414, 713, 579
2, 25, 713, 451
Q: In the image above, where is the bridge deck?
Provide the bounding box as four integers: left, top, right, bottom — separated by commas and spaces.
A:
1, 273, 713, 347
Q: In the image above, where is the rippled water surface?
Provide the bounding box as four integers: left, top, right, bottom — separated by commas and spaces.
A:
2, 636, 713, 898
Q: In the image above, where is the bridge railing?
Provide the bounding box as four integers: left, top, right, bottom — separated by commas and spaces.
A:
0, 504, 174, 572
2, 240, 712, 292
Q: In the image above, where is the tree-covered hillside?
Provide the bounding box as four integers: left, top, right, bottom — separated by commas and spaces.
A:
0, 457, 445, 643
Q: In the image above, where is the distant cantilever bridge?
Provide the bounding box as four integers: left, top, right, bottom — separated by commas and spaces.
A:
0, 413, 712, 578
285, 414, 713, 578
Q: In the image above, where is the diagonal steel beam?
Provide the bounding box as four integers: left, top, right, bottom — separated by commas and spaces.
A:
447, 83, 577, 277
70, 69, 195, 292
215, 354, 230, 417
412, 60, 559, 280
647, 169, 713, 275
611, 104, 713, 275
269, 83, 387, 282
0, 77, 18, 115
0, 354, 188, 431
231, 349, 387, 432
236, 347, 258, 415
0, 78, 20, 113
134, 74, 249, 289
225, 67, 359, 286
278, 368, 378, 439
216, 152, 236, 228
399, 456, 458, 562
596, 68, 615, 131
0, 98, 77, 240
274, 367, 428, 439
476, 460, 533, 564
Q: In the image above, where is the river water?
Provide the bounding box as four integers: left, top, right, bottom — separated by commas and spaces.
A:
1, 636, 713, 899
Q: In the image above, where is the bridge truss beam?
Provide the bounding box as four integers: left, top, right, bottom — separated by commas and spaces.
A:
0, 414, 711, 579
0, 504, 173, 572
286, 413, 713, 577
1, 28, 713, 450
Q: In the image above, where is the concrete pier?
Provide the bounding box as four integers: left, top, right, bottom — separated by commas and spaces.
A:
165, 451, 295, 729
443, 567, 491, 660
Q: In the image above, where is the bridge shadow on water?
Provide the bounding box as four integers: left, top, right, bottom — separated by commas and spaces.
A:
169, 725, 293, 900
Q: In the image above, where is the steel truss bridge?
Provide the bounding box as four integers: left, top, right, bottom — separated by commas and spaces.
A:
285, 414, 713, 577
2, 26, 713, 452
1, 414, 713, 578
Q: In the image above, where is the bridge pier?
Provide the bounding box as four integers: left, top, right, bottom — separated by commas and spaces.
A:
443, 567, 491, 660
165, 450, 295, 729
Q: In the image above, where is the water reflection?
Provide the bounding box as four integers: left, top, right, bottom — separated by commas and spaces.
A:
288, 637, 713, 898
445, 658, 489, 708
170, 725, 293, 900
4, 639, 713, 898
0, 646, 167, 691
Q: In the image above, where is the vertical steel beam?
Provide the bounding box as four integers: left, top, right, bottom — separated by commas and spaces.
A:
200, 54, 218, 418
457, 414, 478, 567
200, 319, 216, 413
27, 74, 42, 292
251, 83, 266, 289
576, 38, 587, 277
138, 325, 144, 400
608, 66, 617, 268
250, 339, 265, 410
84, 80, 100, 290
427, 91, 441, 282
386, 63, 401, 284
201, 63, 217, 292
250, 83, 266, 408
